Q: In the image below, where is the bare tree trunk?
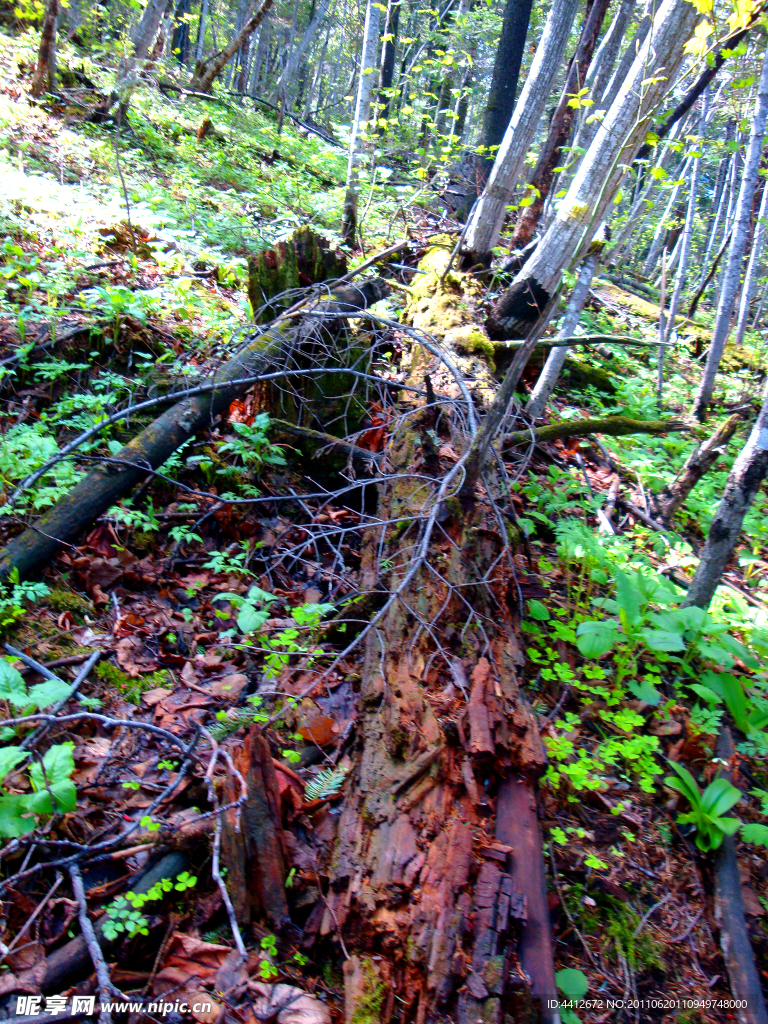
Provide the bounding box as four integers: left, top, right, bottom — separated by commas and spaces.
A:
487, 0, 698, 340
194, 0, 209, 63
269, 0, 332, 105
693, 46, 768, 420
30, 0, 60, 97
525, 249, 601, 419
460, 0, 580, 264
377, 0, 400, 122
190, 0, 273, 92
608, 118, 687, 263
248, 14, 270, 95
641, 157, 691, 277
598, 4, 652, 111
114, 0, 174, 98
685, 380, 768, 608
510, 0, 613, 250
340, 0, 382, 244
693, 144, 734, 295
475, 0, 534, 189
733, 175, 768, 348
664, 97, 707, 341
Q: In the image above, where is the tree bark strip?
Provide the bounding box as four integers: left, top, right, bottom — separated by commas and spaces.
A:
190, 0, 274, 92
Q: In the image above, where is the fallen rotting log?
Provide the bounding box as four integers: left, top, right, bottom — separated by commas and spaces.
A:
0, 278, 389, 581
503, 415, 690, 449
714, 729, 768, 1024
308, 247, 556, 1024
651, 412, 742, 523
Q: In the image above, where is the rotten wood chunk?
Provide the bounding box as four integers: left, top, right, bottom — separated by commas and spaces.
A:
220, 724, 290, 928
458, 862, 527, 1024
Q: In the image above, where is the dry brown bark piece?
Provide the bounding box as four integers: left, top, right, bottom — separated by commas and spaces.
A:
220, 724, 290, 928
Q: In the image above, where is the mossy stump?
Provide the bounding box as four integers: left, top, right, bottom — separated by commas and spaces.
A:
247, 226, 348, 322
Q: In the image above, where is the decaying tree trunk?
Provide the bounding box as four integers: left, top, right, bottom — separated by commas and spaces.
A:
314, 246, 557, 1024
651, 413, 741, 523
221, 725, 290, 927
30, 0, 60, 97
0, 276, 388, 581
247, 225, 348, 321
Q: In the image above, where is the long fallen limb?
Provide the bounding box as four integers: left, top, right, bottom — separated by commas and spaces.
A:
652, 413, 742, 523
714, 728, 768, 1024
0, 280, 388, 581
503, 415, 689, 448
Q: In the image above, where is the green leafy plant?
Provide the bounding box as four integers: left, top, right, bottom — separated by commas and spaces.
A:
664, 761, 742, 852
0, 740, 76, 837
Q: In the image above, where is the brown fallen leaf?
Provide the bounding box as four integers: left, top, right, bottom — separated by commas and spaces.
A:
250, 983, 331, 1024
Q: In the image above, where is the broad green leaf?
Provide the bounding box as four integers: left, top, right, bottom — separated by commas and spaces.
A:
615, 569, 641, 627
27, 679, 72, 710
688, 683, 722, 705
527, 599, 551, 621
556, 968, 588, 1001
0, 747, 29, 782
627, 678, 662, 706
640, 628, 686, 652
0, 793, 37, 837
0, 660, 29, 706
30, 743, 75, 790
237, 605, 270, 634
701, 777, 742, 817
665, 761, 701, 805
576, 620, 619, 658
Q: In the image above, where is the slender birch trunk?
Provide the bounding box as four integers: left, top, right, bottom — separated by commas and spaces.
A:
608, 118, 687, 262
685, 380, 768, 608
694, 147, 733, 294
194, 0, 209, 63
460, 0, 580, 263
30, 0, 60, 96
377, 0, 400, 123
641, 158, 691, 277
487, 0, 699, 339
598, 4, 652, 111
694, 45, 768, 420
733, 176, 768, 348
526, 250, 601, 419
340, 0, 382, 244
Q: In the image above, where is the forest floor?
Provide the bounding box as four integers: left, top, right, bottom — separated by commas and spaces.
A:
1, 27, 768, 1024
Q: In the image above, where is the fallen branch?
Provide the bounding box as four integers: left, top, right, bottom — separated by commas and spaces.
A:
504, 415, 690, 448
652, 413, 742, 522
714, 728, 768, 1024
0, 280, 388, 581
69, 864, 116, 1024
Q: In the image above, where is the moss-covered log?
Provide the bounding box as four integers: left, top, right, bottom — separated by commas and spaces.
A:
0, 279, 388, 581
504, 415, 690, 448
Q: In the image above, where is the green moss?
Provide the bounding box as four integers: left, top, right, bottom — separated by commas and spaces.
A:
96, 661, 169, 705
606, 899, 664, 973
350, 959, 386, 1024
47, 587, 93, 615
446, 325, 496, 369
